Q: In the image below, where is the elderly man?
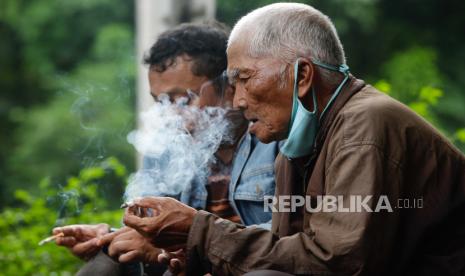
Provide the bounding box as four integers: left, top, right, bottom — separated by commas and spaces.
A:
53, 22, 279, 275
122, 3, 465, 276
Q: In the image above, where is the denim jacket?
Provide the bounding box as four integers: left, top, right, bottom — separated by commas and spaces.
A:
228, 133, 279, 229
138, 132, 279, 227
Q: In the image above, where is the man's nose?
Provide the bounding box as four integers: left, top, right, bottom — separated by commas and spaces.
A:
233, 86, 247, 110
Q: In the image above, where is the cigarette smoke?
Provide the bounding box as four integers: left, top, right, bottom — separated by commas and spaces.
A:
124, 94, 233, 201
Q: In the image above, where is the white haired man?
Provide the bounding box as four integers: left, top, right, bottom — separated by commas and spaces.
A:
120, 3, 465, 275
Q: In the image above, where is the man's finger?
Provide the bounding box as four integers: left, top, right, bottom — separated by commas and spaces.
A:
53, 226, 77, 237
52, 227, 63, 235
169, 258, 184, 274
122, 213, 147, 230
95, 223, 111, 236
72, 238, 99, 256
133, 196, 166, 209
160, 244, 187, 253
170, 249, 184, 257
56, 236, 76, 247
118, 250, 140, 263
108, 240, 127, 257
59, 226, 83, 238
96, 231, 118, 247
157, 250, 171, 265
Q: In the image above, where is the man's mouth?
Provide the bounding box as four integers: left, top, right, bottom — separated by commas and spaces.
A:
245, 113, 259, 129
248, 118, 259, 127
248, 118, 260, 133
245, 113, 258, 122
250, 118, 258, 123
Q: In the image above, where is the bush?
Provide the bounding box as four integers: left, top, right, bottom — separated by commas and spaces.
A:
0, 157, 127, 275
374, 47, 465, 152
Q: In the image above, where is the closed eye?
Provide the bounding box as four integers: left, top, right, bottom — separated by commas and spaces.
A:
239, 72, 250, 80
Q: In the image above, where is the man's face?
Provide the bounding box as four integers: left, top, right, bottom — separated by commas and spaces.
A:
227, 41, 293, 143
148, 55, 243, 136
148, 55, 209, 106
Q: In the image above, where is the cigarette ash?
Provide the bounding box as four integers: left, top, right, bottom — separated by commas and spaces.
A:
124, 94, 233, 201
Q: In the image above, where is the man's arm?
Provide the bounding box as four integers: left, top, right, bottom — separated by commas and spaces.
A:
250, 219, 272, 230
186, 143, 402, 275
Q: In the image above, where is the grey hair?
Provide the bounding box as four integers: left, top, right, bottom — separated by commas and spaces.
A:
228, 3, 346, 85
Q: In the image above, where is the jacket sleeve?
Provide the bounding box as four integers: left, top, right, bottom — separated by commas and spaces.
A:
252, 219, 272, 230
185, 143, 402, 275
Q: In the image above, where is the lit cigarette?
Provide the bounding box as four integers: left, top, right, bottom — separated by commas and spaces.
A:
38, 232, 65, 246
121, 201, 141, 216
120, 201, 152, 217
120, 201, 134, 209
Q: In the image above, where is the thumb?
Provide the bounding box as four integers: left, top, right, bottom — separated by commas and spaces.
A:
118, 250, 140, 263
123, 213, 147, 231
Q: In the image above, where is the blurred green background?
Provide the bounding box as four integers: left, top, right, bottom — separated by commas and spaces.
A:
0, 0, 464, 274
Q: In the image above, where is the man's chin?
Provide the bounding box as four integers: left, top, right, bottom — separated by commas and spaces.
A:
251, 129, 279, 144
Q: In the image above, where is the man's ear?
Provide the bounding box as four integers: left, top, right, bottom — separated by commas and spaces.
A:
222, 84, 235, 108
296, 58, 314, 99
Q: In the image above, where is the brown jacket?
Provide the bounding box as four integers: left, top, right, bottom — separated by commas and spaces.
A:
186, 77, 465, 275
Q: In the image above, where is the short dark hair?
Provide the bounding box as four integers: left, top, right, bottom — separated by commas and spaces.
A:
144, 21, 229, 80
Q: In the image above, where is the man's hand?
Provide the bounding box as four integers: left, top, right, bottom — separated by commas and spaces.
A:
122, 197, 197, 250
52, 223, 110, 260
158, 249, 186, 275
97, 227, 161, 263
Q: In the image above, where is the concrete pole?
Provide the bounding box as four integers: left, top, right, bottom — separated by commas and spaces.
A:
135, 0, 216, 167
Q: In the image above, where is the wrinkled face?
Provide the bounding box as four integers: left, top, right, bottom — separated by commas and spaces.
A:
227, 42, 293, 143
148, 55, 209, 106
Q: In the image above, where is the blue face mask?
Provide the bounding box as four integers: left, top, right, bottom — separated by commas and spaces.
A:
280, 59, 350, 159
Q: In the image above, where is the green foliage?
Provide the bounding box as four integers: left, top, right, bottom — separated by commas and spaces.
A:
376, 79, 445, 125
380, 47, 441, 104
0, 1, 136, 272
1, 6, 135, 206
374, 47, 464, 151
0, 158, 127, 275
452, 128, 465, 147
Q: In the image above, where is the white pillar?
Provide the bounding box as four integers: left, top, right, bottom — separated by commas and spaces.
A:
135, 0, 216, 167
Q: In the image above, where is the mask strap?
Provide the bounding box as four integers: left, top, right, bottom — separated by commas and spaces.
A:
312, 60, 350, 119
289, 59, 300, 127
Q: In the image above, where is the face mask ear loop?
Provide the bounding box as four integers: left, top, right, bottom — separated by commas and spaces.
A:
316, 62, 351, 120
288, 59, 318, 135
288, 59, 300, 128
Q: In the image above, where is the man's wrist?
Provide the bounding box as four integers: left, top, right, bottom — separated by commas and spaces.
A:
185, 211, 215, 275
186, 211, 209, 251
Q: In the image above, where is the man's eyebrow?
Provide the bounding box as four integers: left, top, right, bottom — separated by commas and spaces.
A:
226, 68, 255, 84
